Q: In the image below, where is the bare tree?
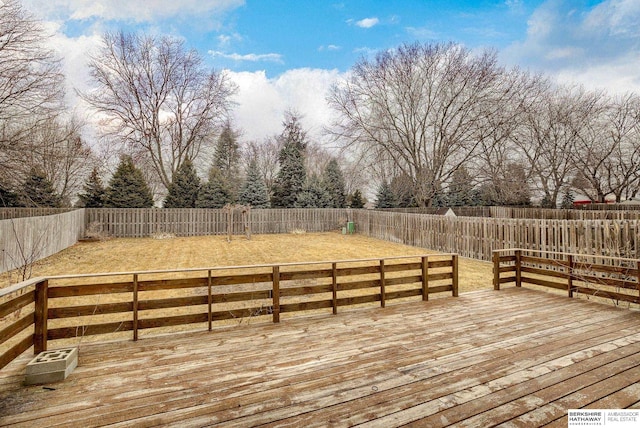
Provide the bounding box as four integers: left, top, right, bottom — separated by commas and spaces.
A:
328, 42, 519, 207
0, 0, 65, 174
13, 116, 94, 205
511, 86, 601, 207
82, 31, 236, 191
569, 92, 639, 203
473, 70, 547, 205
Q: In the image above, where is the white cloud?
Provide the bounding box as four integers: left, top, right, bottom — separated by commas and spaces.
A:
227, 68, 344, 144
318, 44, 341, 52
22, 0, 245, 23
502, 0, 640, 94
209, 50, 284, 63
355, 17, 379, 28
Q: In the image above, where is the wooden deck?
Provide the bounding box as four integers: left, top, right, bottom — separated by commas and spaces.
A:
1, 287, 640, 427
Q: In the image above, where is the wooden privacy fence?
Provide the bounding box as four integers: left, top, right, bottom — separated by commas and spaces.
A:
0, 209, 86, 274
85, 208, 352, 237
0, 253, 459, 371
386, 206, 640, 220
0, 208, 76, 220
354, 210, 640, 261
492, 248, 640, 307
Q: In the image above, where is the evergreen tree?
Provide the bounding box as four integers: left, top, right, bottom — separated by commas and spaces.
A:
390, 174, 416, 208
322, 158, 346, 208
375, 180, 397, 208
213, 122, 241, 198
560, 187, 575, 209
105, 156, 154, 208
196, 167, 233, 208
163, 159, 201, 208
447, 167, 475, 206
0, 182, 19, 207
78, 167, 107, 208
349, 189, 366, 209
271, 113, 307, 208
295, 174, 332, 208
238, 159, 270, 208
21, 168, 61, 207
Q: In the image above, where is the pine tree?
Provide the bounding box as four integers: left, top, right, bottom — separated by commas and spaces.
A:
238, 159, 270, 208
196, 167, 233, 208
295, 174, 332, 208
375, 180, 397, 209
271, 113, 307, 208
0, 182, 19, 207
21, 168, 61, 207
213, 122, 241, 198
322, 158, 346, 208
164, 159, 201, 208
447, 167, 475, 206
349, 189, 366, 209
105, 156, 154, 208
560, 187, 574, 209
78, 167, 107, 208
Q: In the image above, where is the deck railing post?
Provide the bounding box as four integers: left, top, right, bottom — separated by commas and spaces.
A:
452, 255, 459, 297
331, 263, 338, 315
379, 260, 386, 308
208, 270, 213, 330
272, 266, 280, 323
637, 260, 640, 300
515, 250, 522, 288
133, 274, 139, 341
492, 251, 500, 290
34, 279, 48, 354
421, 256, 429, 301
567, 255, 574, 298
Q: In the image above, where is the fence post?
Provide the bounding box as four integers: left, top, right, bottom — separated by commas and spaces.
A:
567, 255, 574, 298
421, 256, 429, 301
331, 262, 338, 315
515, 250, 522, 288
492, 251, 500, 290
452, 255, 459, 297
379, 260, 386, 308
133, 274, 139, 341
34, 279, 48, 354
272, 266, 280, 323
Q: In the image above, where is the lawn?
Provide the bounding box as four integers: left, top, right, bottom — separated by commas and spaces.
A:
0, 232, 494, 292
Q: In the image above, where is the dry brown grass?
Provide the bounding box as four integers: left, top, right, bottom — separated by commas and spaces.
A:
0, 232, 494, 292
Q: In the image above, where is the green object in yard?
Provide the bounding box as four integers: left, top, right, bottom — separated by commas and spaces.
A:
347, 221, 355, 234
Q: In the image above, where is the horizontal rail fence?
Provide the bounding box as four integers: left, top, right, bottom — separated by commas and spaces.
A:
354, 210, 640, 261
0, 253, 458, 371
492, 249, 640, 308
86, 208, 352, 237
0, 209, 85, 274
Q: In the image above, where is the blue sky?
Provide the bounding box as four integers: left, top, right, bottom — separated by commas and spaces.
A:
21, 0, 640, 142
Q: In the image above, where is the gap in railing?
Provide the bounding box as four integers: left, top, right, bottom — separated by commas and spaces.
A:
493, 249, 640, 310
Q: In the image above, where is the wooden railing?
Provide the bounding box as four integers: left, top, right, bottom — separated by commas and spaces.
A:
493, 249, 640, 306
0, 254, 458, 371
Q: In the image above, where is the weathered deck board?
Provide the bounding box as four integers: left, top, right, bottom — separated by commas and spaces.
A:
1, 287, 639, 427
